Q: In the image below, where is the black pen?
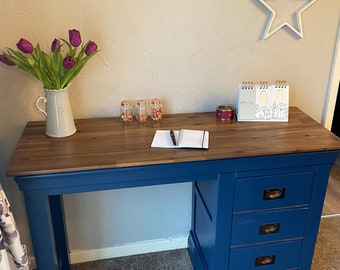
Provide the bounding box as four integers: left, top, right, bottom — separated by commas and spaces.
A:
170, 130, 177, 146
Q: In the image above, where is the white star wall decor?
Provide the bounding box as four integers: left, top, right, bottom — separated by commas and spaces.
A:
258, 0, 318, 39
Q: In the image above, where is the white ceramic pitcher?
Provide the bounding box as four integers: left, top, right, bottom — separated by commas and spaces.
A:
35, 86, 76, 137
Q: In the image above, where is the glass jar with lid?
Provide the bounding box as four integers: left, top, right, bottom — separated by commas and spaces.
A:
120, 100, 133, 123
136, 99, 148, 123
151, 98, 162, 121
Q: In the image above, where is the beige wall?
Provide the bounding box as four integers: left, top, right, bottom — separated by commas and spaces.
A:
1, 0, 339, 263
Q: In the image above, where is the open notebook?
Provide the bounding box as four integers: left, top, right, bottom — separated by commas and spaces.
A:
151, 129, 209, 149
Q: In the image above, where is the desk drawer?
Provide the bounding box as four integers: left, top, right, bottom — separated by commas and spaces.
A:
229, 240, 301, 269
231, 208, 308, 246
234, 172, 314, 212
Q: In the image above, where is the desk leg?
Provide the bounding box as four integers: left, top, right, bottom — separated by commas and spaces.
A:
23, 191, 70, 270
50, 195, 70, 270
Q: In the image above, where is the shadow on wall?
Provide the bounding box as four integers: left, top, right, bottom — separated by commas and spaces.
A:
331, 81, 340, 137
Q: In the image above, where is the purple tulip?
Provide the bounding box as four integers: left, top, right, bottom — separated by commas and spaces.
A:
85, 41, 97, 56
63, 56, 75, 69
0, 54, 16, 66
68, 29, 81, 47
51, 38, 60, 52
16, 38, 34, 53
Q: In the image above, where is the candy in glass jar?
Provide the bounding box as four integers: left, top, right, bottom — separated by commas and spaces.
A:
120, 100, 133, 123
151, 98, 162, 121
136, 99, 148, 123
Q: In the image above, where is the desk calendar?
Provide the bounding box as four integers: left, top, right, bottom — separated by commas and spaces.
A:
236, 81, 289, 122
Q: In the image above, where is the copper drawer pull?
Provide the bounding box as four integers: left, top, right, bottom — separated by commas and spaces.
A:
255, 255, 276, 266
263, 188, 285, 200
259, 223, 280, 234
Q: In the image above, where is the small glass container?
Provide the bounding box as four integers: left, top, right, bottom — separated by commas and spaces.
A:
120, 100, 133, 123
151, 98, 162, 121
136, 99, 148, 123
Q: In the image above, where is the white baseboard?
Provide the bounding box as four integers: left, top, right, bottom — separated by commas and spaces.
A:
69, 236, 189, 265
321, 213, 340, 218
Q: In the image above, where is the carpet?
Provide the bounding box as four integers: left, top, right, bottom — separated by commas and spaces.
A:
311, 215, 340, 270
70, 249, 193, 270
71, 216, 339, 270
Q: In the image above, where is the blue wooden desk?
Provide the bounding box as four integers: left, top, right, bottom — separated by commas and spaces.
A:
7, 108, 340, 269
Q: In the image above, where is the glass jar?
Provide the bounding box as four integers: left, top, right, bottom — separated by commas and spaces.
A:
136, 99, 148, 123
120, 100, 133, 123
151, 98, 162, 121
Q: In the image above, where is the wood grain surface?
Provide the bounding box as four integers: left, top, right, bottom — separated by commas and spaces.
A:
7, 107, 340, 176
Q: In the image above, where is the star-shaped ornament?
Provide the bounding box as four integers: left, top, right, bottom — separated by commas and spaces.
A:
258, 0, 318, 39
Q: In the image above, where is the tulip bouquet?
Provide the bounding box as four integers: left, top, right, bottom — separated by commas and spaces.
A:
0, 29, 98, 90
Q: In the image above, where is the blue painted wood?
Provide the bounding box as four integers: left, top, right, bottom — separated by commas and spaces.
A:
190, 172, 236, 269
211, 173, 235, 269
231, 208, 308, 246
188, 231, 208, 270
229, 240, 302, 269
298, 163, 332, 269
15, 151, 338, 194
49, 195, 70, 270
194, 190, 214, 266
22, 191, 63, 270
189, 152, 338, 270
233, 171, 314, 212
14, 151, 339, 269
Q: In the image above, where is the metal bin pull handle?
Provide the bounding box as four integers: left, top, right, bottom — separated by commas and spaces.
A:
263, 188, 285, 200
259, 223, 280, 234
255, 255, 276, 266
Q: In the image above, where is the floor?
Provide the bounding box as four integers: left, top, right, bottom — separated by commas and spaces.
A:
70, 249, 194, 270
322, 163, 340, 216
